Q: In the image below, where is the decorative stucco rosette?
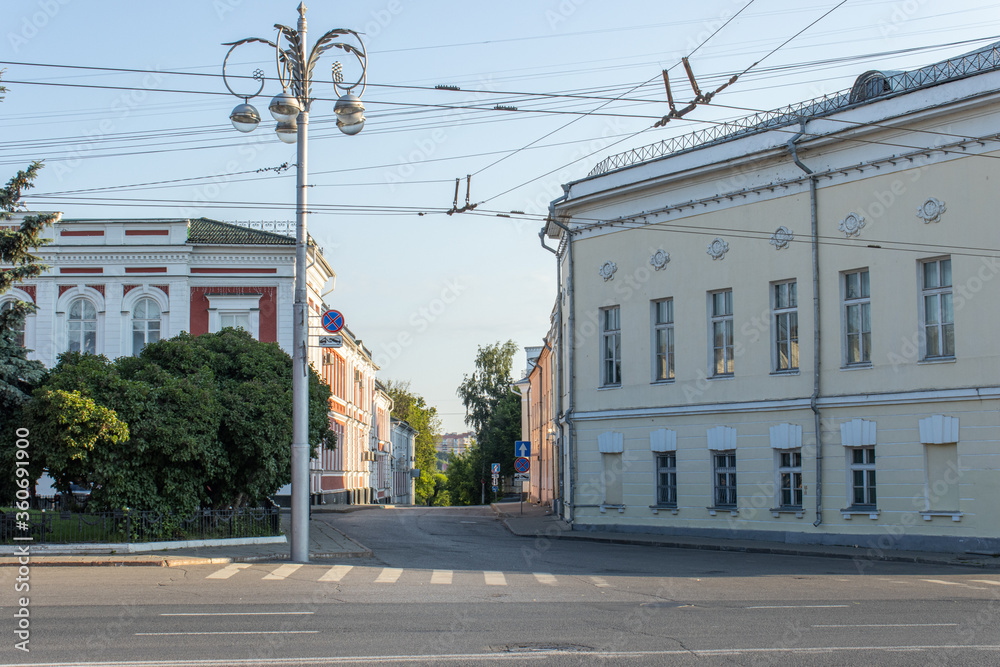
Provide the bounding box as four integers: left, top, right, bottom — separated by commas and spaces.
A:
706, 237, 729, 260
769, 226, 794, 250
650, 249, 670, 271
598, 261, 617, 282
917, 197, 946, 224
838, 212, 865, 238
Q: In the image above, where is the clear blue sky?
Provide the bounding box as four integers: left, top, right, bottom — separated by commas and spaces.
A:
3, 0, 998, 431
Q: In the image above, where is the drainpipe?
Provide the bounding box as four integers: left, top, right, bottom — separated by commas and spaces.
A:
545, 186, 574, 523
788, 119, 824, 528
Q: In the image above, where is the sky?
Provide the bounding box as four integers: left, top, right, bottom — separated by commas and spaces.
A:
2, 0, 999, 432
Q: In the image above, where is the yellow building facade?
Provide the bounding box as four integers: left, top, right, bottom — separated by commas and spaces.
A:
544, 44, 1000, 552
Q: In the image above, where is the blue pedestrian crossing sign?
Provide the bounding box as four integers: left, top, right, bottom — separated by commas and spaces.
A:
515, 440, 531, 457
321, 310, 345, 334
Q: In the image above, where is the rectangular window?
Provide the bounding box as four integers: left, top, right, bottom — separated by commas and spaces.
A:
773, 281, 798, 371
220, 312, 251, 331
713, 451, 737, 507
601, 306, 621, 387
778, 450, 803, 508
921, 258, 954, 358
652, 299, 674, 382
850, 447, 877, 507
843, 270, 871, 365
655, 453, 677, 506
710, 290, 734, 376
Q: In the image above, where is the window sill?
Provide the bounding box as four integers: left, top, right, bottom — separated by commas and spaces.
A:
650, 379, 675, 385
770, 369, 800, 377
708, 374, 735, 381
921, 511, 963, 522
918, 357, 956, 365
770, 508, 805, 518
649, 505, 678, 515
599, 503, 625, 514
840, 363, 873, 371
841, 507, 880, 520
597, 385, 622, 391
707, 506, 739, 517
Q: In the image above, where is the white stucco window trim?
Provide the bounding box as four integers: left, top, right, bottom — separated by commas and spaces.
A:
205, 293, 262, 339
55, 285, 106, 356
121, 285, 169, 357
0, 288, 36, 350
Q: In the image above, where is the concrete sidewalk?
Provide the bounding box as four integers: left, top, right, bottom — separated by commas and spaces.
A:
491, 501, 1000, 569
0, 512, 371, 567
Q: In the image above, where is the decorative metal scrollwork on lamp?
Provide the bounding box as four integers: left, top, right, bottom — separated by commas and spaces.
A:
221, 5, 368, 141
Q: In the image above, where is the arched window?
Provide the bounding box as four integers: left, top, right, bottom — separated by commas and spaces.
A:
132, 297, 161, 355
68, 298, 97, 354
0, 301, 25, 347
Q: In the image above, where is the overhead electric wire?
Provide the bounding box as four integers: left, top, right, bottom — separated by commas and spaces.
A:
466, 0, 759, 181
28, 131, 642, 198
4, 32, 998, 157
476, 0, 850, 206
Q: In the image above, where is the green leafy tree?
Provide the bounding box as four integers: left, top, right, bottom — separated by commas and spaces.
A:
456, 340, 519, 435
384, 379, 442, 505
445, 449, 478, 506
22, 388, 129, 508
0, 71, 58, 501
453, 340, 522, 503
23, 329, 333, 513
477, 390, 522, 481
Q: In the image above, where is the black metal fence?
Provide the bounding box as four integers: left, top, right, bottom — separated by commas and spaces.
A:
0, 506, 282, 544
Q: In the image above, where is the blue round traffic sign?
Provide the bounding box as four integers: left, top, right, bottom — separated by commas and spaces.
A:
322, 310, 345, 334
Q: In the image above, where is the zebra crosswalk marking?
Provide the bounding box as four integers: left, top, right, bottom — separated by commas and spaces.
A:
534, 573, 557, 585
318, 565, 353, 582
484, 571, 506, 586
375, 568, 403, 583
263, 564, 303, 580
970, 580, 1000, 586
206, 564, 252, 580
431, 570, 452, 584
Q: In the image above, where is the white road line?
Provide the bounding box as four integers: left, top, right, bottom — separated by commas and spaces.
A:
263, 564, 303, 581
534, 573, 557, 585
205, 564, 252, 580
28, 645, 1000, 665
746, 605, 850, 609
922, 579, 967, 586
319, 565, 353, 582
484, 571, 507, 586
135, 631, 319, 636
160, 612, 314, 617
814, 624, 958, 628
431, 570, 452, 584
374, 567, 403, 583
971, 580, 1000, 586
591, 576, 611, 588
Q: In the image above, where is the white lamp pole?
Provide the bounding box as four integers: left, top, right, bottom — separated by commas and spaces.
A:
222, 3, 367, 563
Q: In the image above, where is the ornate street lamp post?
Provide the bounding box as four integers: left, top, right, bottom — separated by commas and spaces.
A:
222, 3, 367, 563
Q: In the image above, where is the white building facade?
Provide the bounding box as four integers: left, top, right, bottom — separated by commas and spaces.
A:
1, 215, 395, 506
391, 419, 418, 505
545, 44, 1000, 552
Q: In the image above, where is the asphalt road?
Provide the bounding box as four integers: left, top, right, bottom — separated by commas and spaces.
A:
2, 505, 1000, 666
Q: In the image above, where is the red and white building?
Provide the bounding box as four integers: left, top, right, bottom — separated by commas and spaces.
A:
3, 215, 411, 505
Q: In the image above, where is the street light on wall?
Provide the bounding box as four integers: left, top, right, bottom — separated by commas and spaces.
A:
222, 2, 367, 563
